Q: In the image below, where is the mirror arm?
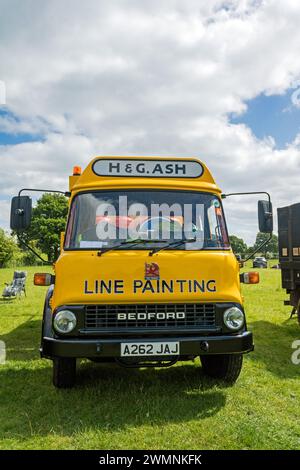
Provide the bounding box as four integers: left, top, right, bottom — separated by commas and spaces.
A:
17, 235, 52, 266
18, 188, 69, 197
242, 232, 273, 263
221, 191, 273, 263
221, 191, 271, 205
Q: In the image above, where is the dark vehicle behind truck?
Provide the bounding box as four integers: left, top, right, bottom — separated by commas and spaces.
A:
278, 202, 300, 323
253, 256, 267, 269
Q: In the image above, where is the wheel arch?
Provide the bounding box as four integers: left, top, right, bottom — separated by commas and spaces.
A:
40, 285, 54, 357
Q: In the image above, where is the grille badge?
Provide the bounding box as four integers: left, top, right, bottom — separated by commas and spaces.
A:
117, 311, 185, 320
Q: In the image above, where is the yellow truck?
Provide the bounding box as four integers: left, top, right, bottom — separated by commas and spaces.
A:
10, 156, 273, 388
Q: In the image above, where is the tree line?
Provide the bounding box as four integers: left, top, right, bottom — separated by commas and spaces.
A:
229, 233, 279, 258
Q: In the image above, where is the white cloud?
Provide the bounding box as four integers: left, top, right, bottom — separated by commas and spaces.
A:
0, 200, 10, 231
0, 80, 5, 105
0, 0, 300, 243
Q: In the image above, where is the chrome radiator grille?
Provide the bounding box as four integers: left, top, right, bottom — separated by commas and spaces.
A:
85, 304, 216, 330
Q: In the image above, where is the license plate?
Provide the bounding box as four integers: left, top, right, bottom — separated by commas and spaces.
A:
120, 341, 180, 357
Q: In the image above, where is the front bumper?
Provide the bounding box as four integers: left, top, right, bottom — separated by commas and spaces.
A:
41, 331, 254, 358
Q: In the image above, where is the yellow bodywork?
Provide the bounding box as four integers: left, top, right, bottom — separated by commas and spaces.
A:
51, 156, 242, 310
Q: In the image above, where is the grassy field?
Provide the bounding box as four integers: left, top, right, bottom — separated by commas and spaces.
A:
0, 265, 299, 450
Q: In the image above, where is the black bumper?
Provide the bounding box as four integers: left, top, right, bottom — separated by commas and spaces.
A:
41, 331, 254, 359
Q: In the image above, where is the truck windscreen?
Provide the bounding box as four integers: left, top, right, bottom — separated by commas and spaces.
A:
64, 190, 230, 251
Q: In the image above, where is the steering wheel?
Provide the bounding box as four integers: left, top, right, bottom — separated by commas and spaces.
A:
137, 216, 183, 239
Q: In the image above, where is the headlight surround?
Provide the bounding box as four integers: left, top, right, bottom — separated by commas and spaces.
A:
53, 310, 77, 334
223, 307, 245, 331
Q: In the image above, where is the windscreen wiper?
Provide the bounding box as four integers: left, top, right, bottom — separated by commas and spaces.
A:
97, 239, 169, 256
149, 238, 197, 256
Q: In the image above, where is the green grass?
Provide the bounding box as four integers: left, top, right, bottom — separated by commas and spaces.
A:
0, 265, 300, 450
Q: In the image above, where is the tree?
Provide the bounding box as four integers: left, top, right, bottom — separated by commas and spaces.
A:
253, 232, 278, 257
20, 194, 68, 263
0, 229, 19, 267
229, 235, 248, 255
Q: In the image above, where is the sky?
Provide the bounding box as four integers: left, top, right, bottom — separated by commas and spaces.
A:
1, 0, 300, 244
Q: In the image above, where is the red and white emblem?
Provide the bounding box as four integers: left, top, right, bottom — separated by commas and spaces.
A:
145, 262, 160, 280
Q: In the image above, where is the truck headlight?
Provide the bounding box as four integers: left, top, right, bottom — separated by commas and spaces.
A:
53, 310, 76, 334
223, 307, 244, 331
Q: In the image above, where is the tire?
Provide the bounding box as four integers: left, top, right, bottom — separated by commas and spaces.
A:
200, 354, 243, 384
53, 357, 76, 388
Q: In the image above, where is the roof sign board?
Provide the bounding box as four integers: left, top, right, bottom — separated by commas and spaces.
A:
92, 158, 204, 178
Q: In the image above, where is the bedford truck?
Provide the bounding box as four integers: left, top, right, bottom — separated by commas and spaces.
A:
10, 156, 273, 387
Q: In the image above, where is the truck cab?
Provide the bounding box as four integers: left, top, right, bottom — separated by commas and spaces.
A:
10, 156, 273, 388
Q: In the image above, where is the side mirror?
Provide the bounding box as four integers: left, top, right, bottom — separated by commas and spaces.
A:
10, 196, 32, 231
258, 200, 273, 233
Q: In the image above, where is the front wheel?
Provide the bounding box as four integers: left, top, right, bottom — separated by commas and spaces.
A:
53, 357, 76, 388
200, 354, 243, 384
